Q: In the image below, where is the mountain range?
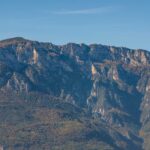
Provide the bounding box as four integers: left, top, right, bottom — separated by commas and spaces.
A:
0, 37, 150, 150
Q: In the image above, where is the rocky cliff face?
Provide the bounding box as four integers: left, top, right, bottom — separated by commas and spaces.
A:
0, 37, 150, 150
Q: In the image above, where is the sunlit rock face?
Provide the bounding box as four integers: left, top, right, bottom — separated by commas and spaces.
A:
0, 37, 150, 150
33, 48, 38, 64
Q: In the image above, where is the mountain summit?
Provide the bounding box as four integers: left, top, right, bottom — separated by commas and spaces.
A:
0, 37, 150, 150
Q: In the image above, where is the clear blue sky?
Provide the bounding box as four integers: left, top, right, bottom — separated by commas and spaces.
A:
0, 0, 150, 50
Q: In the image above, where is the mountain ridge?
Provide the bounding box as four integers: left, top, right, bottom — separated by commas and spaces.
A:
0, 37, 149, 52
0, 37, 150, 150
